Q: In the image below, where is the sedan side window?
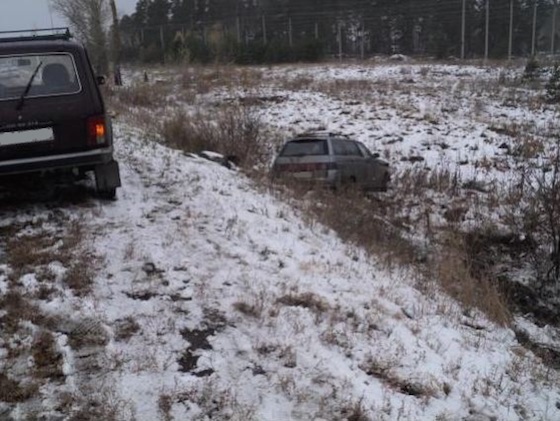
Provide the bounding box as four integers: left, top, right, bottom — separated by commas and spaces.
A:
343, 141, 361, 156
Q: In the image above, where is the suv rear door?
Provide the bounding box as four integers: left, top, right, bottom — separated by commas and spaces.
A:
274, 138, 330, 178
0, 49, 103, 162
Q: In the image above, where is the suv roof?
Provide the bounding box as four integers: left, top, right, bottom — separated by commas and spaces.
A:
0, 28, 83, 56
293, 131, 351, 140
0, 28, 72, 44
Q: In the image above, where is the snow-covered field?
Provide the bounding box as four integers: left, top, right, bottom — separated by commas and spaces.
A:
1, 62, 560, 420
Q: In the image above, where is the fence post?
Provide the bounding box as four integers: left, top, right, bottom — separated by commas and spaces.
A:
314, 22, 319, 40
461, 0, 466, 59
360, 20, 365, 60
338, 21, 342, 61
508, 0, 513, 60
262, 15, 267, 45
236, 16, 241, 44
484, 0, 489, 62
531, 1, 537, 56
289, 17, 293, 47
160, 25, 165, 53
552, 1, 557, 55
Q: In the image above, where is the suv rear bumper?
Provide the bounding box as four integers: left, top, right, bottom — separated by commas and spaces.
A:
0, 147, 115, 175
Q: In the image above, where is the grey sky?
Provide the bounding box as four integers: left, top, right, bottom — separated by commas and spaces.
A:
0, 0, 137, 32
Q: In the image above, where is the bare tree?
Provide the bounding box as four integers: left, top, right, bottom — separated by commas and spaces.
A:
50, 0, 110, 74
109, 0, 123, 85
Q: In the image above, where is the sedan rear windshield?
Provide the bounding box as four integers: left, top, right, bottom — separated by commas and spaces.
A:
281, 139, 328, 156
0, 53, 81, 101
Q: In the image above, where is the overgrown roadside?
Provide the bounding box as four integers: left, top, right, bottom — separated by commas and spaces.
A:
108, 63, 560, 359
3, 61, 544, 420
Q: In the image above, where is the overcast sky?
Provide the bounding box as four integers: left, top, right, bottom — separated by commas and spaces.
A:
0, 0, 137, 32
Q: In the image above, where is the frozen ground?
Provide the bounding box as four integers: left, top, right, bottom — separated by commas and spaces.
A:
1, 62, 559, 420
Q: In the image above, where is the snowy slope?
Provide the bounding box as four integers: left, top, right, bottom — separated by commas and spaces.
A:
63, 126, 560, 419
1, 62, 559, 420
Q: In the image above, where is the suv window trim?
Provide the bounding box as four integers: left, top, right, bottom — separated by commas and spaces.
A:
0, 52, 83, 102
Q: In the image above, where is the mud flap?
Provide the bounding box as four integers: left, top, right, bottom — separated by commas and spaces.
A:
95, 160, 121, 192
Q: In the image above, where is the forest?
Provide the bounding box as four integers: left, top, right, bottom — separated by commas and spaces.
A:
119, 1, 559, 63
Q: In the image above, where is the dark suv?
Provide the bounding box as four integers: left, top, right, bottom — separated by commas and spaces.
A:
0, 28, 120, 199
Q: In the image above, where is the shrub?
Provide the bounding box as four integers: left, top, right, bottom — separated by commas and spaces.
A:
545, 64, 560, 103
140, 43, 164, 64
523, 56, 540, 81
504, 140, 560, 296
160, 106, 269, 168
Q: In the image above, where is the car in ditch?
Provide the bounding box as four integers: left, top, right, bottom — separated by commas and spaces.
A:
0, 28, 121, 199
271, 132, 390, 191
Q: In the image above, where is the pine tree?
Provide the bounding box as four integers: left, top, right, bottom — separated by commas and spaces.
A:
170, 0, 190, 23
147, 0, 171, 26
133, 0, 150, 27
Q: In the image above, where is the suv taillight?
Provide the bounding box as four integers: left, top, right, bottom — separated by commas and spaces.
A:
87, 115, 107, 146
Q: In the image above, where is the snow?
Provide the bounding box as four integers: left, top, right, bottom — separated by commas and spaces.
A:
1, 62, 560, 420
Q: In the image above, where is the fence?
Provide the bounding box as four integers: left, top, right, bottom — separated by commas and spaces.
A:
122, 1, 560, 63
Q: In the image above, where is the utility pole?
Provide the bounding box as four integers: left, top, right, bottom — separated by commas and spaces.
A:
508, 0, 513, 60
461, 0, 466, 59
532, 1, 537, 56
485, 0, 489, 62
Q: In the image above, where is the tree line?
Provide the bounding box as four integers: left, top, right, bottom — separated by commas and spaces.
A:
118, 0, 560, 64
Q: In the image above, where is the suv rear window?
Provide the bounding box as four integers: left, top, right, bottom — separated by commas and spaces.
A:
0, 53, 81, 101
281, 139, 328, 156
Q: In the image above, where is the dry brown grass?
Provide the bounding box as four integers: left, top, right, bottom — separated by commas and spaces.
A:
315, 79, 377, 100
435, 231, 511, 326
32, 330, 64, 380
63, 256, 94, 297
180, 65, 264, 93
233, 301, 263, 318
114, 316, 141, 341
303, 188, 417, 267
0, 290, 45, 334
398, 167, 461, 196
6, 232, 59, 281
159, 106, 270, 168
360, 356, 438, 400
0, 372, 38, 403
272, 167, 511, 326
276, 292, 329, 315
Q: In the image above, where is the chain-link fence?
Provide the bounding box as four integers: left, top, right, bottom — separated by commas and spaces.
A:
121, 1, 560, 63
